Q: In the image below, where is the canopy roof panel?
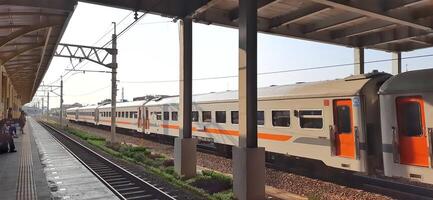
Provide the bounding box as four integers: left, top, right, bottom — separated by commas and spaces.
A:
83, 0, 433, 52
0, 0, 76, 103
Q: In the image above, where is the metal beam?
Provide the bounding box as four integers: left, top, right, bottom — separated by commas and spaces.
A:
392, 52, 402, 75
360, 26, 432, 47
190, 0, 222, 18
309, 0, 433, 31
271, 4, 331, 28
331, 21, 397, 39
32, 27, 53, 97
304, 15, 367, 34
354, 47, 364, 75
53, 43, 115, 68
230, 0, 276, 21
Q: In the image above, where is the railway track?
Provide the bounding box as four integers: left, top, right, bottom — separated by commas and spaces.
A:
39, 122, 177, 200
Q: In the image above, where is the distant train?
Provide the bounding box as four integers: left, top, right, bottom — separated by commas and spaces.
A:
66, 68, 433, 185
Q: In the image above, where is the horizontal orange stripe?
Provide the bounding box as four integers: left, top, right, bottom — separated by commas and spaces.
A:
159, 124, 291, 142
161, 124, 179, 129
99, 119, 135, 125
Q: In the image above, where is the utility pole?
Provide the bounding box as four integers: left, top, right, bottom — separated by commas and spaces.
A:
121, 87, 124, 102
42, 96, 44, 117
60, 76, 64, 128
47, 91, 50, 121
110, 22, 118, 143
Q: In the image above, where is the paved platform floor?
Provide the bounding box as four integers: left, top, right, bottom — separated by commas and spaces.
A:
0, 118, 119, 200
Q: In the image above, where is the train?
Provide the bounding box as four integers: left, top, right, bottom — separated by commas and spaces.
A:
66, 68, 433, 185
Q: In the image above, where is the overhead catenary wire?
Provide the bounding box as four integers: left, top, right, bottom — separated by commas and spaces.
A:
120, 53, 433, 84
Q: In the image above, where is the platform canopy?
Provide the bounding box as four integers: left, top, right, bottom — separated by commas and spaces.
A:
0, 0, 76, 103
83, 0, 433, 52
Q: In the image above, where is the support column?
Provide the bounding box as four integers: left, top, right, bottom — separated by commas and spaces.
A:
60, 77, 64, 127
174, 16, 197, 178
392, 52, 402, 75
110, 23, 118, 143
354, 47, 364, 75
233, 0, 265, 199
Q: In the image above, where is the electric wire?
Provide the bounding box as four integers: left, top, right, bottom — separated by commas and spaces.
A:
120, 52, 433, 84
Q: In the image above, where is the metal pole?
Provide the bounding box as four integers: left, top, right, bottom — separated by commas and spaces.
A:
42, 96, 44, 118
47, 91, 49, 121
110, 22, 118, 143
60, 76, 64, 128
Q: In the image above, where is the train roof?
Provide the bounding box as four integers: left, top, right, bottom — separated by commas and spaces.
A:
66, 107, 80, 111
99, 100, 148, 109
76, 105, 99, 110
146, 72, 389, 106
379, 68, 433, 95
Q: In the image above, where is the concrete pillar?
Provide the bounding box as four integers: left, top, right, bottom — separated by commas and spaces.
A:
174, 16, 197, 179
392, 52, 402, 75
0, 69, 3, 119
354, 47, 365, 75
233, 0, 265, 199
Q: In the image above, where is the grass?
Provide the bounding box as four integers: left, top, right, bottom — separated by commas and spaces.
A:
48, 122, 234, 200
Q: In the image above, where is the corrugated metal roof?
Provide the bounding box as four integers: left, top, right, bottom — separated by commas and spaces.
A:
83, 0, 433, 52
0, 0, 76, 103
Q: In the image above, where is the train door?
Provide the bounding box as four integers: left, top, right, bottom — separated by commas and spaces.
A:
396, 96, 429, 167
333, 99, 355, 159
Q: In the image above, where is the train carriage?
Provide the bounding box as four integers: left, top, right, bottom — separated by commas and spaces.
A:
76, 105, 99, 125
98, 100, 147, 131
144, 72, 390, 173
379, 68, 433, 184
66, 107, 79, 122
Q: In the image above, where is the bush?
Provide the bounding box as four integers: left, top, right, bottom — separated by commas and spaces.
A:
133, 152, 146, 163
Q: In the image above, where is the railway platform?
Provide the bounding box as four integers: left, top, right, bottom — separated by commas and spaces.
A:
0, 118, 119, 200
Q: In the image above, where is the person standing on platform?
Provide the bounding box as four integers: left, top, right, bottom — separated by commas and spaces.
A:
19, 110, 26, 134
2, 121, 16, 153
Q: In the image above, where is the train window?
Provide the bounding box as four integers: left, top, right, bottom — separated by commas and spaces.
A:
272, 110, 290, 127
122, 112, 125, 118
300, 110, 323, 129
192, 111, 199, 122
163, 112, 170, 120
155, 112, 162, 120
397, 98, 423, 137
258, 111, 265, 125
216, 111, 226, 123
202, 111, 212, 122
125, 112, 129, 118
231, 111, 239, 124
336, 106, 351, 133
133, 112, 138, 118
172, 112, 178, 121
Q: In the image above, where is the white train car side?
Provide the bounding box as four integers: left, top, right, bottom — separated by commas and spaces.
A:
379, 68, 433, 184
144, 72, 390, 173
76, 105, 99, 125
97, 100, 147, 132
66, 107, 79, 122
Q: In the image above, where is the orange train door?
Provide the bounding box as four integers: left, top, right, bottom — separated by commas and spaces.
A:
333, 99, 355, 159
396, 96, 429, 167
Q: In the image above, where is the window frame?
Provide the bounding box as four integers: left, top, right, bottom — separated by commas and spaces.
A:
163, 111, 170, 121
192, 111, 199, 122
298, 109, 324, 130
231, 111, 239, 125
271, 110, 291, 128
202, 111, 212, 123
215, 111, 226, 124
171, 111, 178, 121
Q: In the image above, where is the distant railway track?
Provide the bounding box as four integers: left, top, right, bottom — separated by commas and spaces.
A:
39, 122, 177, 200
67, 121, 433, 200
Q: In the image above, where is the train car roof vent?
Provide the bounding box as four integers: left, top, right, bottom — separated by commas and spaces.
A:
295, 82, 305, 84
269, 84, 278, 87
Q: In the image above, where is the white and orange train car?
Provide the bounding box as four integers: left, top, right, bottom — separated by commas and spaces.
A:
66, 69, 433, 184
380, 68, 433, 184
97, 100, 147, 131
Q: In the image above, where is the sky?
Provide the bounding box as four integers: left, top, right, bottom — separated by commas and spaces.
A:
30, 2, 433, 108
